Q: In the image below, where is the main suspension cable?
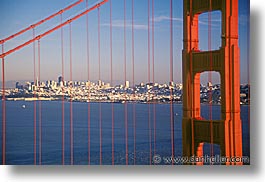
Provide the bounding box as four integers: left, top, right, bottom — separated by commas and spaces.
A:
0, 0, 84, 45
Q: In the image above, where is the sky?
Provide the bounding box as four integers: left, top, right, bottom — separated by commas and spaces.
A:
0, 0, 250, 86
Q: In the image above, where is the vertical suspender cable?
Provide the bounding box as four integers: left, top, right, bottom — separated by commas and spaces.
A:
1, 44, 5, 165
98, 7, 102, 165
33, 29, 37, 165
247, 2, 250, 154
189, 0, 195, 160
169, 0, 174, 165
69, 23, 74, 165
110, 0, 115, 165
38, 39, 42, 165
86, 0, 91, 165
123, 0, 128, 165
60, 13, 65, 166
132, 0, 136, 165
208, 0, 214, 163
152, 0, 156, 158
147, 0, 152, 165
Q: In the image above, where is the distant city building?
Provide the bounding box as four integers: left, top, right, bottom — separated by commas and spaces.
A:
46, 80, 51, 88
58, 76, 63, 84
40, 82, 45, 87
31, 85, 37, 91
36, 77, 39, 87
125, 81, 130, 88
58, 76, 64, 87
86, 81, 91, 87
2, 77, 249, 105
146, 84, 151, 90
98, 80, 102, 87
15, 82, 23, 89
176, 84, 183, 90
26, 82, 32, 91
103, 83, 110, 89
68, 81, 73, 87
119, 84, 124, 89
60, 81, 64, 87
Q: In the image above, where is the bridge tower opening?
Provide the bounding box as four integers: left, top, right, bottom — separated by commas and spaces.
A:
182, 0, 242, 165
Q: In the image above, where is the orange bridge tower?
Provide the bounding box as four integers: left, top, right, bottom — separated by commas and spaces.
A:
182, 0, 242, 165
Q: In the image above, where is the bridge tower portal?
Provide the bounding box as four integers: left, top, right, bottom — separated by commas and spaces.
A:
182, 0, 243, 165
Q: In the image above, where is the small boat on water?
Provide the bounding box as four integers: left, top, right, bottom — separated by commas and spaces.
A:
22, 105, 26, 109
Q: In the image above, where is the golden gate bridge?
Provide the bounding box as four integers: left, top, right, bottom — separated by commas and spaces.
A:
0, 0, 244, 165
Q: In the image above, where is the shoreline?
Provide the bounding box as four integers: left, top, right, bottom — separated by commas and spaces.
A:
3, 97, 250, 106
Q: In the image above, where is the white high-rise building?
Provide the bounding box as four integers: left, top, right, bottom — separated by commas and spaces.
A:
125, 81, 129, 88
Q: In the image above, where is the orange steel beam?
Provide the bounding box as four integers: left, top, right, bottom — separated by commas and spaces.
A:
0, 0, 108, 59
0, 0, 84, 45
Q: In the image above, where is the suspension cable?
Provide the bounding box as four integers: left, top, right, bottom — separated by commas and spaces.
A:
123, 0, 128, 165
37, 39, 42, 165
152, 0, 156, 159
147, 0, 152, 165
189, 0, 195, 161
1, 44, 6, 165
208, 0, 214, 164
110, 0, 115, 165
86, 0, 91, 166
98, 7, 103, 165
0, 0, 108, 59
32, 29, 37, 165
60, 13, 65, 165
0, 0, 84, 45
169, 0, 175, 165
132, 0, 137, 165
69, 23, 74, 165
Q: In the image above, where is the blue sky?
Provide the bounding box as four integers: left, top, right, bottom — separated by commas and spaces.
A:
0, 0, 249, 85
